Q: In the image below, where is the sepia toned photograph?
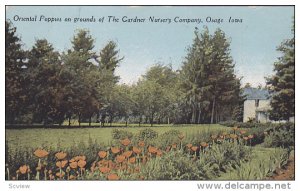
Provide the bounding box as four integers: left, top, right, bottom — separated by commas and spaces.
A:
5, 6, 295, 182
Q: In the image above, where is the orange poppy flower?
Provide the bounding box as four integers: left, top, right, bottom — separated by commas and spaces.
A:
219, 135, 224, 139
74, 155, 86, 161
156, 150, 163, 157
69, 161, 78, 169
107, 173, 120, 180
116, 155, 126, 163
69, 158, 75, 163
138, 141, 145, 147
123, 151, 133, 158
120, 138, 131, 146
248, 134, 254, 139
56, 171, 65, 178
56, 160, 68, 168
186, 143, 193, 149
178, 134, 185, 140
98, 151, 107, 159
200, 142, 208, 147
232, 126, 238, 131
230, 134, 238, 139
78, 160, 86, 168
19, 165, 28, 174
99, 166, 111, 174
243, 137, 249, 141
148, 146, 157, 154
111, 147, 120, 154
240, 130, 247, 134
129, 157, 136, 164
55, 152, 67, 160
132, 146, 141, 154
34, 149, 49, 158
191, 146, 198, 152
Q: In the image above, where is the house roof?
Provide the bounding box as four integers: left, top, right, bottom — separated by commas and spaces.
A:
243, 88, 269, 100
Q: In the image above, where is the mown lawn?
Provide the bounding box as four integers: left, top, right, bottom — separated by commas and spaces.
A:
6, 124, 228, 150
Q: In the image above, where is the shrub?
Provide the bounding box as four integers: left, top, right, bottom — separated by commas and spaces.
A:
264, 129, 294, 148
202, 141, 251, 176
140, 150, 209, 180
138, 128, 158, 141
111, 129, 133, 140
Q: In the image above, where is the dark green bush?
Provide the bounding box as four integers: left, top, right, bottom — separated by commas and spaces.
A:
140, 150, 209, 180
264, 125, 295, 148
111, 128, 133, 140
138, 128, 158, 141
202, 141, 251, 177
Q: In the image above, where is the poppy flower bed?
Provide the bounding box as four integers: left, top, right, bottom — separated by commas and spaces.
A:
5, 126, 271, 180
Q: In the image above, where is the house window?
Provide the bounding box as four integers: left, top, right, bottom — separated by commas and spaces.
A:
255, 99, 259, 107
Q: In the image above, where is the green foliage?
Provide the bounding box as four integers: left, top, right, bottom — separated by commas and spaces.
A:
266, 24, 294, 121
5, 21, 27, 124
203, 141, 251, 176
140, 140, 251, 180
140, 150, 209, 180
219, 147, 290, 180
180, 27, 242, 124
263, 124, 294, 148
111, 129, 133, 140
154, 130, 181, 149
6, 140, 106, 180
138, 128, 158, 141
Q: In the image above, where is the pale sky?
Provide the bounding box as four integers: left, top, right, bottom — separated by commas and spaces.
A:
6, 6, 294, 86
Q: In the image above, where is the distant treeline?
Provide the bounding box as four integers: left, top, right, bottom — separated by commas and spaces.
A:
5, 20, 294, 126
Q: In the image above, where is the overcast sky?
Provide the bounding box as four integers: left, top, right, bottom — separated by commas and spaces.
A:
6, 6, 294, 86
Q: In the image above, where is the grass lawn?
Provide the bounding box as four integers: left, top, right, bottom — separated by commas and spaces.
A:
6, 124, 228, 150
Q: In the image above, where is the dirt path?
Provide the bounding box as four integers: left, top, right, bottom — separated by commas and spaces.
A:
270, 156, 295, 180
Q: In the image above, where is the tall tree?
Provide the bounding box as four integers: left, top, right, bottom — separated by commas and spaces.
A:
267, 23, 295, 121
181, 27, 241, 124
26, 39, 63, 124
63, 29, 99, 126
5, 21, 26, 123
96, 41, 123, 126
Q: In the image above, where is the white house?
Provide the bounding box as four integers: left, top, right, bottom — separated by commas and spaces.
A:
243, 88, 271, 123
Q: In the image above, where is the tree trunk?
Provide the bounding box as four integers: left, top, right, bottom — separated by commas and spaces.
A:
78, 113, 81, 127
197, 103, 201, 124
68, 117, 71, 126
139, 115, 142, 127
89, 116, 92, 126
211, 97, 216, 124
191, 104, 196, 124
150, 113, 154, 127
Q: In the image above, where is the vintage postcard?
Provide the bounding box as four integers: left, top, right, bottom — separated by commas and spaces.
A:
4, 4, 295, 191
